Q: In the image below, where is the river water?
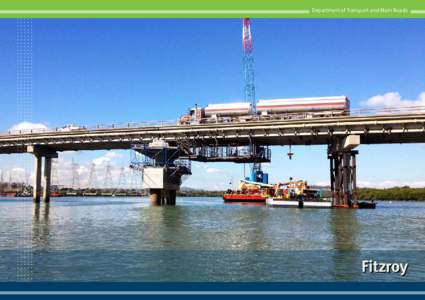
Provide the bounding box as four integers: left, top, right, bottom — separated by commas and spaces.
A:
0, 197, 424, 281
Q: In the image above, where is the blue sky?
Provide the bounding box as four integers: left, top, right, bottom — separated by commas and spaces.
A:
0, 19, 425, 189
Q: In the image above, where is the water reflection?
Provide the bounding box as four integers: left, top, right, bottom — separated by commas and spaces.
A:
138, 202, 274, 280
32, 203, 50, 249
329, 209, 360, 280
140, 202, 270, 250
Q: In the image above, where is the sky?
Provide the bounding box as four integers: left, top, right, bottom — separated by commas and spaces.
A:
0, 18, 424, 190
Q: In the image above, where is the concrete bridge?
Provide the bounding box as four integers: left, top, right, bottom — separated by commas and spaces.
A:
1, 113, 425, 205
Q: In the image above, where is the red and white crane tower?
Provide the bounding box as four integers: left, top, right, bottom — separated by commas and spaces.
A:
242, 18, 264, 180
242, 17, 256, 111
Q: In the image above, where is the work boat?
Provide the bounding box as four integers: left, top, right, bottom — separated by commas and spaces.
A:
223, 167, 274, 203
266, 180, 332, 208
223, 179, 273, 203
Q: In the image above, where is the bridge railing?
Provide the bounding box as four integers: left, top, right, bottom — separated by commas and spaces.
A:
3, 105, 425, 136
350, 105, 425, 116
4, 120, 177, 135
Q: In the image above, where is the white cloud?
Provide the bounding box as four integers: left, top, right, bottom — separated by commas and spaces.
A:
9, 121, 49, 133
92, 151, 122, 166
0, 167, 29, 183
358, 180, 425, 188
206, 167, 224, 174
106, 152, 123, 159
60, 151, 79, 156
361, 91, 425, 111
92, 156, 110, 166
315, 180, 425, 189
53, 153, 136, 188
77, 165, 88, 175
313, 181, 329, 187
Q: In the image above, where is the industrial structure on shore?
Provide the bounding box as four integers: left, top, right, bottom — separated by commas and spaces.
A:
0, 161, 145, 197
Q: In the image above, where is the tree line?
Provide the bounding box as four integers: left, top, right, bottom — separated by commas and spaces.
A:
356, 187, 425, 201
178, 187, 425, 201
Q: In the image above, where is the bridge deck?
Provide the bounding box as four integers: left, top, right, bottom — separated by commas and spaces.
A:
0, 113, 425, 154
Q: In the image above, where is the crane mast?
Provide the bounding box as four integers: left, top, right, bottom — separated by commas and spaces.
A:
242, 18, 265, 182
242, 17, 256, 113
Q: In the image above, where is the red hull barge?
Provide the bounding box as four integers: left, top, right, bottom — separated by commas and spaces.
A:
0, 192, 17, 197
223, 193, 267, 203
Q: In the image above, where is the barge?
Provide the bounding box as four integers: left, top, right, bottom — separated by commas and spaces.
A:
223, 179, 273, 203
223, 193, 268, 203
266, 179, 332, 208
223, 171, 376, 209
266, 198, 332, 208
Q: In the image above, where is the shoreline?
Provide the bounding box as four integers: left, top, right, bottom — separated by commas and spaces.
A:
2, 187, 425, 201
179, 187, 425, 201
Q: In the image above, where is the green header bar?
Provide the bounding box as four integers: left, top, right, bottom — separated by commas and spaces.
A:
1, 0, 425, 18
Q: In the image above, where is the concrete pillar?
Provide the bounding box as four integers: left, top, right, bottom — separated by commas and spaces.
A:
342, 152, 350, 207
351, 153, 358, 206
33, 155, 42, 203
167, 190, 176, 205
27, 147, 58, 203
43, 156, 52, 202
149, 189, 160, 205
143, 166, 182, 206
149, 189, 177, 205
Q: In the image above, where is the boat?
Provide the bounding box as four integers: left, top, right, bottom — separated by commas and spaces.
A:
16, 191, 32, 197
82, 192, 98, 196
266, 179, 332, 208
223, 179, 274, 203
1, 192, 17, 197
357, 201, 376, 209
127, 191, 141, 197
266, 178, 376, 209
223, 192, 268, 202
113, 192, 128, 197
266, 198, 332, 208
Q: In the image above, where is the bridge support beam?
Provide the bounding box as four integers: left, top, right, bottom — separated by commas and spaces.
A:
143, 167, 182, 206
135, 139, 191, 206
328, 139, 359, 208
149, 189, 176, 205
27, 146, 58, 203
33, 155, 42, 203
42, 156, 52, 203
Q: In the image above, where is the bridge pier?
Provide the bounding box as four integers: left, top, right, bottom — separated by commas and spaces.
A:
33, 155, 42, 203
42, 156, 52, 203
134, 140, 191, 206
328, 139, 359, 208
27, 146, 58, 203
149, 188, 176, 205
143, 166, 184, 206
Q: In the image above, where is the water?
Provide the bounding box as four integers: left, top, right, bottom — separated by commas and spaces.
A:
0, 197, 425, 281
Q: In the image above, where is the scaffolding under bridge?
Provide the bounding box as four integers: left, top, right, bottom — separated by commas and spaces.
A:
180, 144, 271, 164
130, 143, 192, 176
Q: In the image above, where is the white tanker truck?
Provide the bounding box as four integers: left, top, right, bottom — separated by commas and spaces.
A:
178, 96, 350, 125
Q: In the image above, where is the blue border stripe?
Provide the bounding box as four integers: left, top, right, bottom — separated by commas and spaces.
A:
0, 282, 424, 292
